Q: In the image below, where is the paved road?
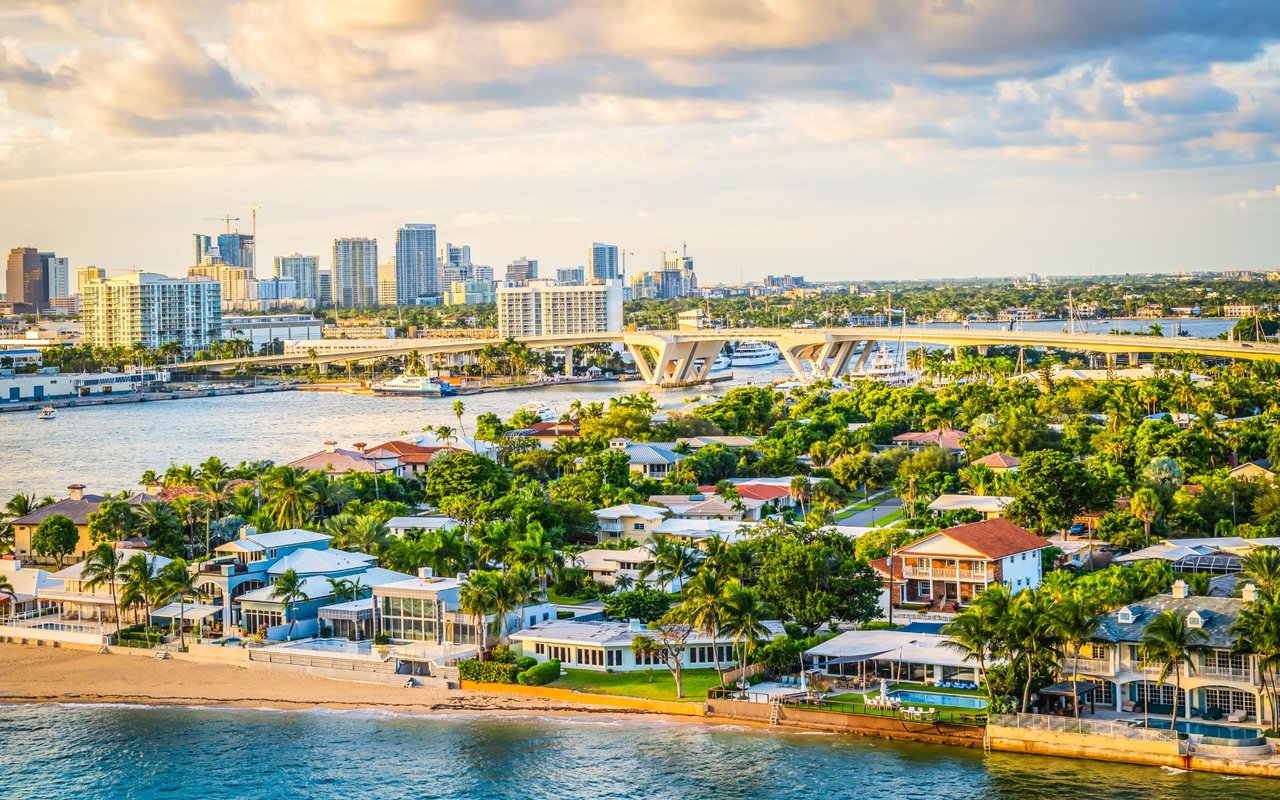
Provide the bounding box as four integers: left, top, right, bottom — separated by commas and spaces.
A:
837, 496, 903, 527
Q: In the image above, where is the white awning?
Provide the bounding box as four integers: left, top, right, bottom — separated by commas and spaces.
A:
150, 602, 223, 621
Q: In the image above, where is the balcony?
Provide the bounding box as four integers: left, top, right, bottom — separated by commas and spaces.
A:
598, 521, 624, 533
901, 565, 988, 581
1199, 664, 1255, 683
1065, 657, 1114, 675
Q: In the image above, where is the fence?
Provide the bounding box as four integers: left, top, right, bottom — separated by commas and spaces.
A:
990, 713, 1178, 741
705, 687, 988, 727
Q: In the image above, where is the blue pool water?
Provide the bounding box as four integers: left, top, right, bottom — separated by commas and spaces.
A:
278, 637, 373, 656
1146, 719, 1262, 740
889, 690, 989, 709
5, 703, 1280, 799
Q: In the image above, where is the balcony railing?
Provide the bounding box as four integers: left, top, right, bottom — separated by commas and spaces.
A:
598, 521, 624, 533
1199, 664, 1254, 682
901, 565, 987, 581
1064, 657, 1114, 675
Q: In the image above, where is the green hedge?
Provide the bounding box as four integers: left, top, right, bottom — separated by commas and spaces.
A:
516, 656, 537, 670
518, 659, 561, 686
458, 659, 519, 684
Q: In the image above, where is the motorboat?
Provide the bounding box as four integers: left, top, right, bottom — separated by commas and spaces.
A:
711, 354, 732, 371
371, 375, 456, 396
850, 345, 919, 388
38, 405, 56, 420
522, 401, 555, 421
731, 341, 781, 367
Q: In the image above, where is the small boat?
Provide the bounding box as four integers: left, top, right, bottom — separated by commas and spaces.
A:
731, 341, 781, 368
371, 375, 456, 397
521, 401, 555, 421
38, 406, 56, 420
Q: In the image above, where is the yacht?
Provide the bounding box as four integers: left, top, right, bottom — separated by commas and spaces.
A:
850, 345, 919, 388
711, 353, 732, 371
522, 401, 555, 421
37, 406, 57, 420
731, 341, 781, 368
371, 375, 456, 397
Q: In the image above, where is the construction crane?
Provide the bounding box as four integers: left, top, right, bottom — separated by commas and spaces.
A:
204, 215, 240, 234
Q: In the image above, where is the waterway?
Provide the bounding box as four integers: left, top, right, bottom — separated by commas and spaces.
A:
0, 703, 1272, 800
0, 317, 1236, 498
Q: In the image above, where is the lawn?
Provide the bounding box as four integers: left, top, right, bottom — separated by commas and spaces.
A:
834, 496, 885, 519
816, 683, 988, 725
871, 509, 903, 527
547, 591, 593, 606
551, 667, 725, 703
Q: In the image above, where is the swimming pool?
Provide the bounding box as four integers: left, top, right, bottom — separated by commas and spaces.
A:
1144, 719, 1261, 741
887, 690, 988, 709
278, 638, 373, 657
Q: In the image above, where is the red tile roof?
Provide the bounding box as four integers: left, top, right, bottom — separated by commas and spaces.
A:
893, 429, 969, 450
971, 452, 1020, 469
916, 518, 1049, 559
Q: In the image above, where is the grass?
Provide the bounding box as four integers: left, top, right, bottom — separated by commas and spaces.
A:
551, 667, 725, 703
871, 509, 903, 527
547, 591, 593, 606
834, 496, 886, 520
813, 682, 988, 725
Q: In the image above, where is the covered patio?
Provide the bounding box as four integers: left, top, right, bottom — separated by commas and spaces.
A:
1036, 679, 1101, 716
150, 602, 223, 633
806, 630, 982, 689
319, 598, 374, 641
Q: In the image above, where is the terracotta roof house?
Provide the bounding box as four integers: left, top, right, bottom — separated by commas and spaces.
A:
10, 485, 159, 566
892, 428, 969, 453
970, 452, 1021, 472
366, 440, 461, 475
506, 420, 582, 447
870, 519, 1051, 610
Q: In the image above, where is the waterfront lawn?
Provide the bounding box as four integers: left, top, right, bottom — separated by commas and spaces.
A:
553, 668, 723, 703
547, 591, 593, 606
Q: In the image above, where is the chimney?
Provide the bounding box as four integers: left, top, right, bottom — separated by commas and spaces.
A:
144, 481, 162, 496
1243, 583, 1259, 602
353, 442, 366, 453
324, 440, 337, 453
629, 618, 645, 632
67, 483, 85, 501
239, 525, 256, 540
1171, 579, 1187, 599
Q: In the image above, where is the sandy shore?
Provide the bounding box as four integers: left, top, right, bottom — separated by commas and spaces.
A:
0, 644, 633, 717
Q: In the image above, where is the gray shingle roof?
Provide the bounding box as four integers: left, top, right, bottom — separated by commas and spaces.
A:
1095, 594, 1243, 649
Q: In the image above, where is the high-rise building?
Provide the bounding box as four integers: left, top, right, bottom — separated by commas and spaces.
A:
40, 254, 70, 298
77, 266, 106, 295
377, 259, 398, 306
556, 266, 586, 286
497, 279, 623, 338
473, 265, 495, 282
589, 242, 620, 281
318, 270, 333, 307
216, 233, 255, 274
394, 223, 438, 304
193, 234, 212, 267
81, 271, 222, 353
443, 242, 472, 267
273, 253, 320, 302
630, 249, 698, 300
5, 247, 48, 312
505, 256, 538, 283
332, 237, 378, 308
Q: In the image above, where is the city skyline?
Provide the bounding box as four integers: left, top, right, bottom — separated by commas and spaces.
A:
1, 4, 1279, 281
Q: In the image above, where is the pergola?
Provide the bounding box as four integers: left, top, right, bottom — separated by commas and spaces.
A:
1038, 680, 1101, 716
318, 598, 374, 640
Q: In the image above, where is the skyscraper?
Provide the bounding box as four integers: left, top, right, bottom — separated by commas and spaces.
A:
273, 253, 320, 302
589, 242, 620, 281
318, 270, 333, 307
443, 242, 472, 267
41, 253, 69, 298
5, 247, 48, 311
556, 266, 585, 285
193, 234, 212, 266
216, 233, 255, 274
332, 237, 378, 308
497, 279, 623, 337
505, 256, 538, 283
377, 258, 398, 306
394, 223, 438, 304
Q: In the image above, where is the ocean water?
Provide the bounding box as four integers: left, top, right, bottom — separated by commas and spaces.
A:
0, 704, 1272, 800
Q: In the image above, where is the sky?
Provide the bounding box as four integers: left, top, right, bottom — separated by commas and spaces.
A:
1, 1, 1280, 284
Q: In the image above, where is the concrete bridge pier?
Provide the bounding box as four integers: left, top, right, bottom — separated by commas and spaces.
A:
852, 341, 877, 374
1129, 352, 1140, 367
626, 338, 726, 387
563, 346, 573, 377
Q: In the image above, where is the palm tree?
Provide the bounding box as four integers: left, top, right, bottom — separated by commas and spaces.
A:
789, 475, 811, 518
1007, 589, 1063, 712
641, 537, 702, 593
1232, 594, 1280, 724
453, 399, 467, 440
459, 570, 499, 659
1130, 488, 1163, 548
681, 565, 731, 685
159, 560, 203, 650
720, 581, 772, 681
1241, 546, 1280, 594
1049, 597, 1102, 718
270, 568, 310, 641
338, 516, 390, 556
264, 467, 319, 530
120, 552, 164, 627
505, 566, 540, 635
0, 574, 16, 619
1140, 609, 1210, 727
512, 523, 559, 598
81, 544, 125, 636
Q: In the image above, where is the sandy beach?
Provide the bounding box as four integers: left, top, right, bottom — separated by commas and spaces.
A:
0, 644, 626, 717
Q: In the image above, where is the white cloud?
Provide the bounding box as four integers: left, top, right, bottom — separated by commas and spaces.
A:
1213, 185, 1280, 209
1098, 192, 1150, 201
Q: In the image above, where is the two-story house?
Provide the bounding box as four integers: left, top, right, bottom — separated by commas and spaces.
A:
195, 528, 335, 626
606, 438, 685, 481
870, 519, 1051, 610
593, 504, 668, 544
44, 546, 173, 625
1064, 582, 1266, 722
373, 572, 555, 650
10, 484, 157, 567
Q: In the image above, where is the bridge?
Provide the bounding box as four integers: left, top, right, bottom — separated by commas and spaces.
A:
181, 327, 1280, 387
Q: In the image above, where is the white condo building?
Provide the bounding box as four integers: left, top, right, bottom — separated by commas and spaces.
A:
497, 279, 623, 338
395, 223, 438, 303
80, 271, 222, 353
273, 253, 320, 302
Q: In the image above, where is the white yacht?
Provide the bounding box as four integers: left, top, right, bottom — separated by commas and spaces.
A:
710, 353, 732, 371
850, 345, 919, 388
731, 341, 781, 368
37, 406, 57, 420
522, 401, 555, 421
371, 375, 456, 397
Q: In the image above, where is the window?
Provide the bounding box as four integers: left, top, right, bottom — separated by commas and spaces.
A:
535, 642, 545, 656
632, 522, 645, 531
1204, 688, 1256, 717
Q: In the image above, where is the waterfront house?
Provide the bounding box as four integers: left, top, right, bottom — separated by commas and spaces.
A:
287, 441, 401, 477
1063, 581, 1268, 722
43, 546, 173, 625
510, 618, 786, 673
806, 629, 982, 686
969, 452, 1020, 474
593, 503, 669, 544
195, 528, 334, 624
606, 438, 685, 480
870, 519, 1050, 610
891, 428, 968, 455
238, 566, 412, 640
372, 572, 555, 650
0, 556, 62, 619
10, 484, 158, 566
926, 494, 1013, 520
385, 515, 461, 538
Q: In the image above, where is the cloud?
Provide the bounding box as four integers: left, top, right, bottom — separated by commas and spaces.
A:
1098, 192, 1150, 201
1213, 185, 1280, 209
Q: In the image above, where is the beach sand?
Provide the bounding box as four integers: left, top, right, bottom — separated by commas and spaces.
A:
0, 644, 616, 716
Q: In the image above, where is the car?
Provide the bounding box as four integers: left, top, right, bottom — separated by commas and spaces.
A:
1068, 523, 1087, 535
